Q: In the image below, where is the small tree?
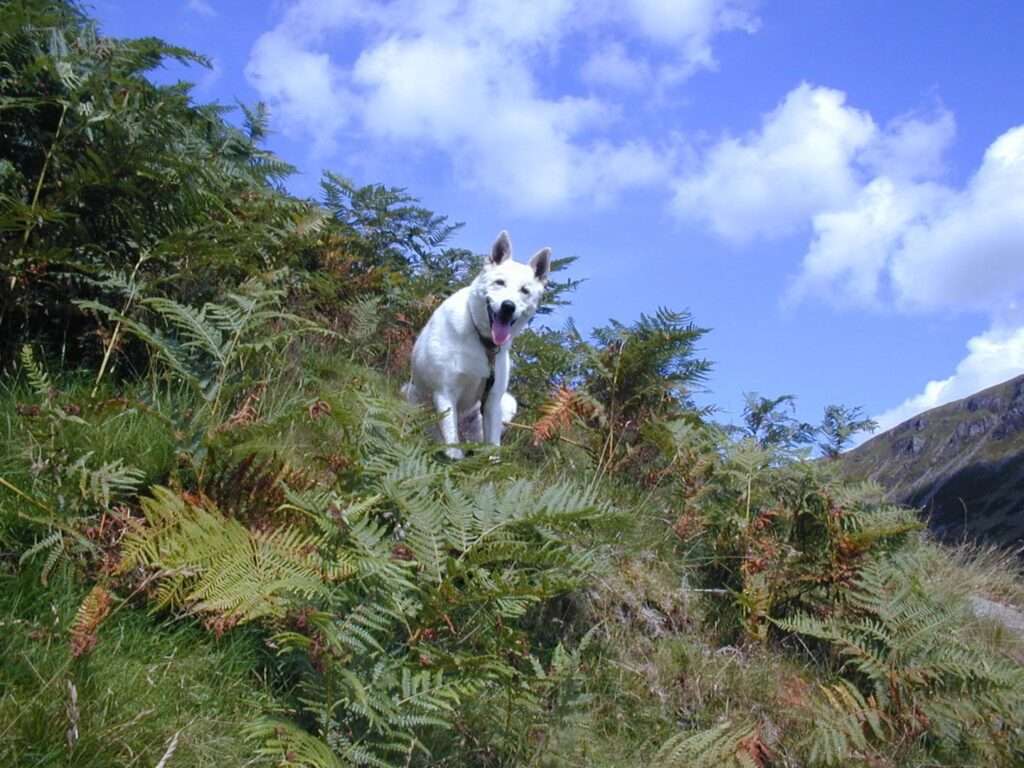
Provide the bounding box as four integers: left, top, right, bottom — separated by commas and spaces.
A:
818, 404, 878, 459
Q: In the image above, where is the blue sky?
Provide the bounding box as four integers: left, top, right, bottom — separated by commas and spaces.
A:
90, 1, 1024, 433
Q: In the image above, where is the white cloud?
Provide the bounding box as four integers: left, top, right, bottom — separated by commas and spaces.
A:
581, 42, 650, 90
245, 29, 352, 155
349, 31, 620, 213
860, 109, 955, 181
889, 127, 1024, 313
625, 0, 759, 79
667, 82, 1024, 431
672, 84, 876, 242
186, 0, 216, 17
873, 323, 1024, 432
792, 178, 949, 307
676, 84, 1022, 319
790, 123, 1024, 314
577, 140, 672, 205
246, 0, 758, 212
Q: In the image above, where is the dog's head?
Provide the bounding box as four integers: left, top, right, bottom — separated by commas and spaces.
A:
471, 231, 551, 347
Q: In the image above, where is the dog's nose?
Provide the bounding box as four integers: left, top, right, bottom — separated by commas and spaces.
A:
498, 300, 516, 320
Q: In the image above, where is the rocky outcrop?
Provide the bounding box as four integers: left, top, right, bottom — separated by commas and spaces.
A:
841, 374, 1024, 547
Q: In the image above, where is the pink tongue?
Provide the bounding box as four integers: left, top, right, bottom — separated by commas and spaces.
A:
491, 320, 512, 346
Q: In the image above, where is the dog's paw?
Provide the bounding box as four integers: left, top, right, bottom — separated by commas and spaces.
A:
444, 446, 465, 461
488, 454, 502, 465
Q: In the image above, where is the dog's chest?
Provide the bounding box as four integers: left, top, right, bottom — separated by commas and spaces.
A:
425, 335, 492, 380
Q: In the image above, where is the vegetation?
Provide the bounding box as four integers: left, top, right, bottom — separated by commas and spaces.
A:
818, 404, 879, 460
2, 3, 1022, 767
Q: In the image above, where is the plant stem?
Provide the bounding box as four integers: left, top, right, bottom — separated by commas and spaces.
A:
504, 420, 589, 450
22, 101, 68, 247
0, 475, 94, 545
92, 252, 147, 398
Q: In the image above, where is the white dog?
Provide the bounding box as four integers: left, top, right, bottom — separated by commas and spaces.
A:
403, 231, 552, 458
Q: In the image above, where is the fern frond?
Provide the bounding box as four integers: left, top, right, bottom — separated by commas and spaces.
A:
69, 585, 113, 658
778, 552, 1024, 761
655, 721, 763, 768
802, 679, 887, 766
120, 486, 334, 625
20, 344, 51, 399
143, 296, 225, 363
71, 454, 145, 509
19, 530, 65, 585
74, 299, 197, 383
246, 719, 348, 768
533, 386, 588, 446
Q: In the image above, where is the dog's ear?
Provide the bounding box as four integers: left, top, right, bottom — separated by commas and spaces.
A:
529, 247, 552, 283
490, 231, 512, 265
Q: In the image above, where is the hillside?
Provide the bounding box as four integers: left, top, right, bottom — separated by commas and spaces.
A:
841, 374, 1024, 546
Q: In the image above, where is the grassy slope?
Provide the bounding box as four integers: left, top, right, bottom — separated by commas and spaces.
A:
3, 359, 1024, 767
0, 566, 276, 766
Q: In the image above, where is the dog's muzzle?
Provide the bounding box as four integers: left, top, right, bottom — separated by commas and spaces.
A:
486, 300, 516, 346
486, 300, 517, 326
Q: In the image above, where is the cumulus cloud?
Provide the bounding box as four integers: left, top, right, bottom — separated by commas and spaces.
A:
680, 83, 1021, 320
792, 178, 950, 307
625, 0, 759, 79
888, 127, 1024, 312
246, 30, 352, 155
859, 109, 955, 182
873, 324, 1024, 432
668, 81, 1023, 428
246, 0, 758, 212
670, 85, 971, 250
791, 124, 1024, 313
352, 33, 614, 211
789, 112, 1024, 426
672, 84, 876, 242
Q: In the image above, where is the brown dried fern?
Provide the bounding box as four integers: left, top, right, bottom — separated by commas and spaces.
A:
205, 454, 314, 525
532, 386, 603, 446
70, 585, 112, 658
217, 384, 266, 433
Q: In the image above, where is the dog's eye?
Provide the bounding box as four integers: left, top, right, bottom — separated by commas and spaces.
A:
520, 287, 530, 296
494, 279, 506, 287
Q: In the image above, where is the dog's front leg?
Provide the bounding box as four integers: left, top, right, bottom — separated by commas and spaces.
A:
483, 348, 511, 446
433, 392, 464, 460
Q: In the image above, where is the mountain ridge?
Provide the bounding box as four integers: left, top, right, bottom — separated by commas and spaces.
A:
842, 373, 1024, 546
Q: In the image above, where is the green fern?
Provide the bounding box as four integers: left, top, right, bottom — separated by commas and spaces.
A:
79, 280, 331, 433
248, 432, 617, 767
800, 680, 888, 767
18, 530, 66, 585
71, 454, 145, 509
120, 486, 341, 624
655, 721, 767, 768
20, 345, 52, 400
776, 552, 1024, 764
18, 345, 86, 426
676, 429, 921, 640
246, 720, 349, 768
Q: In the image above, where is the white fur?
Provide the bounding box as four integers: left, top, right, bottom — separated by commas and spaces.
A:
404, 231, 552, 459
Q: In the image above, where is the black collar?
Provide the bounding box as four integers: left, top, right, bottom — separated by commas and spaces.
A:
475, 305, 499, 365
479, 332, 497, 414
478, 332, 498, 365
